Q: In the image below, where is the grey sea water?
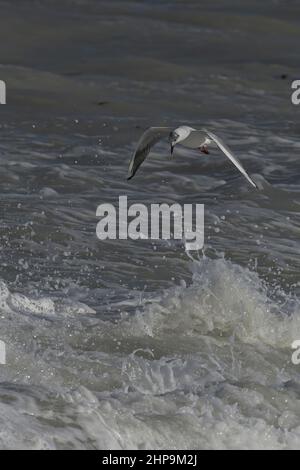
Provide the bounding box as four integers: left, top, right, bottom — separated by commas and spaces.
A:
0, 0, 300, 449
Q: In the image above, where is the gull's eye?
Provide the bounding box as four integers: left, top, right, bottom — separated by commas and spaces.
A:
169, 132, 178, 142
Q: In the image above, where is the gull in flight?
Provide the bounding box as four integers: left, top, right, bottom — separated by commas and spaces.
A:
127, 126, 257, 188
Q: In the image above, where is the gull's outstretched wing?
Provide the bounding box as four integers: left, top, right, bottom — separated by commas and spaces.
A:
203, 129, 257, 189
127, 127, 172, 180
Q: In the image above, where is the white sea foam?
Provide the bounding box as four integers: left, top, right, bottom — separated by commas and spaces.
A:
0, 258, 299, 449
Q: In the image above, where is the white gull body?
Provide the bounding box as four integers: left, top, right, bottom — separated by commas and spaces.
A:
127, 125, 257, 189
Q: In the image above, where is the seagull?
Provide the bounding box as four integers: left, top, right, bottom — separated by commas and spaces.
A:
127, 126, 257, 188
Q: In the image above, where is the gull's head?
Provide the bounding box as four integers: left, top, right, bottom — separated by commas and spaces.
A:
169, 126, 190, 155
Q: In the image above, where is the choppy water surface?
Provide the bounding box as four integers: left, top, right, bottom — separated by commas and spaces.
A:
0, 0, 300, 449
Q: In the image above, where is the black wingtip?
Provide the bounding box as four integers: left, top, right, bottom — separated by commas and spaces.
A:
127, 168, 137, 180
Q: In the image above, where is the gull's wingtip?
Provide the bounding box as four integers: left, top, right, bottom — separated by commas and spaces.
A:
250, 174, 269, 191
248, 174, 259, 190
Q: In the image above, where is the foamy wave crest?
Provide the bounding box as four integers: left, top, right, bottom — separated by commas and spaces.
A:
121, 258, 300, 350
1, 259, 300, 449
0, 280, 95, 318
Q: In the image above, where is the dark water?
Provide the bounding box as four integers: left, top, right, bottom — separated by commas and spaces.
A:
0, 0, 300, 449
